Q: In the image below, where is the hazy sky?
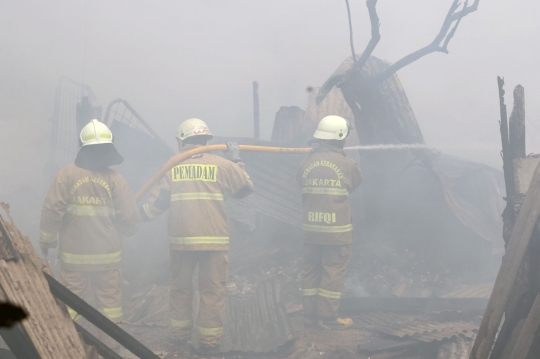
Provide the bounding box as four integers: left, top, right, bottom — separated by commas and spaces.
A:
1, 0, 539, 192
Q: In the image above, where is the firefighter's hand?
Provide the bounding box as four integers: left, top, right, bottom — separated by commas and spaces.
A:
224, 142, 241, 162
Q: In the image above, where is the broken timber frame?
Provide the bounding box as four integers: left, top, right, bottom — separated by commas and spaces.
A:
470, 155, 540, 359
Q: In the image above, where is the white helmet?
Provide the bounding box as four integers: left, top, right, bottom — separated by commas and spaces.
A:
176, 118, 213, 140
313, 115, 350, 140
80, 119, 113, 147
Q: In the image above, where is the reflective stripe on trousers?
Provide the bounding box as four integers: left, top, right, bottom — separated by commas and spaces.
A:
170, 318, 193, 329
302, 288, 319, 296
302, 187, 348, 196
39, 230, 56, 243
302, 223, 353, 233
67, 205, 115, 217
60, 251, 122, 265
171, 192, 224, 201
100, 306, 122, 319
169, 237, 229, 245
198, 326, 224, 336
302, 288, 341, 299
318, 288, 342, 299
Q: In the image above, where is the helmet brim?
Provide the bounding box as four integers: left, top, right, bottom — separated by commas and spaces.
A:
75, 143, 124, 170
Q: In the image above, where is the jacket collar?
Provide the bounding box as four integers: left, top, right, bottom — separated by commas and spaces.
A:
312, 144, 345, 156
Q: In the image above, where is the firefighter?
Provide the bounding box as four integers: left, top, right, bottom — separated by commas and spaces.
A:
139, 118, 254, 354
297, 115, 362, 330
39, 119, 140, 346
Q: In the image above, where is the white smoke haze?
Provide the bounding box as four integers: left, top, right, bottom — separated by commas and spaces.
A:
0, 3, 535, 355
1, 0, 539, 194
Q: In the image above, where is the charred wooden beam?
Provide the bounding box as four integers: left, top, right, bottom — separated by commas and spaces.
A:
509, 85, 526, 161
498, 77, 516, 226
470, 162, 540, 359
43, 273, 159, 359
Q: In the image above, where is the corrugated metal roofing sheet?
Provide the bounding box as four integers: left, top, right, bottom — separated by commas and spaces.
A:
211, 137, 305, 227
441, 283, 494, 299
358, 312, 478, 343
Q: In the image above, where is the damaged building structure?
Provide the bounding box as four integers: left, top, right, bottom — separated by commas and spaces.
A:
4, 0, 536, 358
3, 59, 505, 359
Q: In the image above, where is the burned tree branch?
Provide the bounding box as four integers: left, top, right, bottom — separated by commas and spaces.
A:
354, 0, 380, 70
370, 0, 479, 85
345, 0, 358, 68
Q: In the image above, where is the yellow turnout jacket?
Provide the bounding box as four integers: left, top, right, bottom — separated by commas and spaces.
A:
141, 144, 254, 251
40, 164, 140, 271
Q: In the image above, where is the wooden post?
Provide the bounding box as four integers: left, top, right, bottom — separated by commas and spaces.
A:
253, 81, 260, 139
469, 161, 540, 359
509, 85, 526, 160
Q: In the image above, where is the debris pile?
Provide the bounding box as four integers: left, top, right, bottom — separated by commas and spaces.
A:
230, 256, 304, 308
346, 243, 467, 298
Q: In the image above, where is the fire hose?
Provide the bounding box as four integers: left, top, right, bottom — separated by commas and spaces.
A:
135, 145, 311, 202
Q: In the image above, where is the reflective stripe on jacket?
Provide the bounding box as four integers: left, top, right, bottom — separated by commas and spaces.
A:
40, 164, 140, 271
142, 144, 254, 251
296, 146, 362, 245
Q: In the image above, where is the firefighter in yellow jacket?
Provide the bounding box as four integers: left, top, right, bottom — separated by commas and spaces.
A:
297, 115, 362, 330
39, 120, 140, 344
140, 118, 254, 353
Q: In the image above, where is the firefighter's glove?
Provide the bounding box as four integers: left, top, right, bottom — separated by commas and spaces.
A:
224, 142, 241, 163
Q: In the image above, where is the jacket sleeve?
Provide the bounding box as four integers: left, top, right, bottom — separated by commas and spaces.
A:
226, 161, 254, 199
347, 161, 363, 193
112, 173, 142, 237
139, 176, 171, 222
39, 172, 69, 249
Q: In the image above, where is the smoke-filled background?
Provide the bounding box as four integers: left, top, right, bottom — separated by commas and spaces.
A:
0, 0, 538, 242
1, 0, 539, 187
